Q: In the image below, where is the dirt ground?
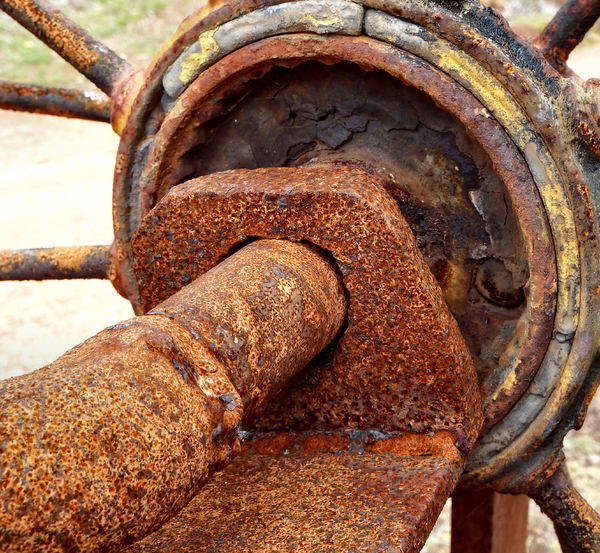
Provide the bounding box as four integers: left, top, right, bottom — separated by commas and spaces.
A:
1, 28, 600, 553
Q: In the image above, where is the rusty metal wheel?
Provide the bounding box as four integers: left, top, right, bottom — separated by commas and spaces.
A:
2, 0, 600, 552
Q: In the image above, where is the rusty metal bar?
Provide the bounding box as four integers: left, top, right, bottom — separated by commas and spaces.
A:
0, 245, 111, 280
0, 0, 132, 95
0, 80, 110, 121
534, 0, 600, 74
0, 239, 347, 553
529, 462, 600, 552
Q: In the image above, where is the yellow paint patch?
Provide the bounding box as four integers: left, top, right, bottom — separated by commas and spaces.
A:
152, 0, 228, 62
299, 14, 344, 28
425, 40, 580, 336
179, 30, 219, 85
411, 30, 587, 487
370, 22, 583, 470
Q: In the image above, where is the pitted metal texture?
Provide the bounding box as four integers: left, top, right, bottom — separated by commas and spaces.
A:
110, 0, 600, 496
0, 239, 347, 553
132, 164, 483, 449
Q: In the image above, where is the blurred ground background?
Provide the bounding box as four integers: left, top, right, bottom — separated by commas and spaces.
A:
1, 0, 599, 551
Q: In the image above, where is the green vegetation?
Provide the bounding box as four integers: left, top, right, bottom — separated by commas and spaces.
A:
508, 10, 600, 45
73, 0, 168, 38
509, 13, 552, 33
0, 0, 171, 87
1, 0, 598, 89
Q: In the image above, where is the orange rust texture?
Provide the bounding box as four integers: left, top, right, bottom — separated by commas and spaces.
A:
0, 239, 347, 553
152, 240, 348, 418
367, 430, 462, 464
132, 166, 483, 450
534, 0, 600, 74
109, 69, 146, 135
240, 431, 297, 455
126, 439, 461, 553
530, 462, 600, 552
240, 429, 460, 460
123, 33, 554, 431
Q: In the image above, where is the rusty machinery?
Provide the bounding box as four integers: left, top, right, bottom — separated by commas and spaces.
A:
2, 0, 600, 551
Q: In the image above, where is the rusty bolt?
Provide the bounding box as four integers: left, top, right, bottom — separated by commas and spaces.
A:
0, 239, 347, 553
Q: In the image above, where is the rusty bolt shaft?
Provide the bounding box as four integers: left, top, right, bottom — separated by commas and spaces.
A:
0, 239, 347, 553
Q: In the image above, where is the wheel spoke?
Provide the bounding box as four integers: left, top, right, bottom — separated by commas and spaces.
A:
0, 80, 109, 121
0, 0, 132, 95
534, 0, 600, 74
0, 245, 110, 280
530, 461, 600, 553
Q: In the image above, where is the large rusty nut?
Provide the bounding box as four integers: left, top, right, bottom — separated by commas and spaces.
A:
132, 165, 482, 451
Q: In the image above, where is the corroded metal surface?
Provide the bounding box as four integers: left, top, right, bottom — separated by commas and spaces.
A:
530, 462, 600, 553
534, 0, 600, 74
0, 0, 132, 95
130, 35, 554, 433
161, 0, 364, 98
126, 432, 464, 553
132, 165, 482, 449
0, 81, 110, 121
0, 239, 347, 553
4, 0, 600, 548
128, 163, 481, 552
0, 245, 110, 280
110, 0, 600, 498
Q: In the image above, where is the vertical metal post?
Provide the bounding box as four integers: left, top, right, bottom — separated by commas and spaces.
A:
451, 489, 529, 553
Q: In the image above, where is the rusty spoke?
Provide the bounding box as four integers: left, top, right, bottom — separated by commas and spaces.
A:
0, 0, 132, 95
0, 81, 110, 122
529, 461, 600, 553
0, 245, 111, 280
534, 0, 600, 74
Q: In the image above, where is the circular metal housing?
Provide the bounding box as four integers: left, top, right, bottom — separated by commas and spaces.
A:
112, 0, 600, 492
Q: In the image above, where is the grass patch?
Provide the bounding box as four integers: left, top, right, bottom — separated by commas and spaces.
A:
509, 13, 552, 33
509, 11, 600, 46
0, 0, 169, 87
73, 0, 168, 38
